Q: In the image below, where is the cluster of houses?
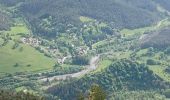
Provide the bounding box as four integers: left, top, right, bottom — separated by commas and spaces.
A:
75, 46, 89, 55
21, 37, 41, 47
21, 37, 89, 65
57, 47, 88, 64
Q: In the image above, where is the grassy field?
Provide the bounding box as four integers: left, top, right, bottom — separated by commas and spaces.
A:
4, 25, 30, 35
0, 40, 55, 75
92, 37, 115, 49
149, 65, 170, 82
0, 20, 30, 41
135, 49, 170, 82
0, 19, 56, 75
0, 17, 30, 36
94, 59, 112, 73
79, 16, 95, 23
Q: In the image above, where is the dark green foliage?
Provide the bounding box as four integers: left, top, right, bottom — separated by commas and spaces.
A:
53, 63, 61, 69
165, 67, 170, 73
83, 33, 107, 46
72, 56, 90, 65
111, 91, 165, 100
163, 89, 170, 98
165, 47, 170, 54
27, 64, 31, 67
101, 26, 113, 35
0, 11, 12, 30
140, 27, 170, 49
146, 59, 159, 65
14, 63, 19, 67
17, 0, 163, 38
12, 42, 19, 49
77, 92, 85, 100
19, 47, 24, 52
47, 59, 167, 100
0, 89, 43, 100
41, 66, 84, 77
89, 84, 106, 100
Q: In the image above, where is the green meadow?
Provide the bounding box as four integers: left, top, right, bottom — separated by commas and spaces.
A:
0, 40, 55, 75
0, 20, 55, 75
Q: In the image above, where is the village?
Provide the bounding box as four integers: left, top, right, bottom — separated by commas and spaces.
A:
20, 37, 89, 64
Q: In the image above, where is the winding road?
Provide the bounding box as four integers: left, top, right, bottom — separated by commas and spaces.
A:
40, 55, 100, 82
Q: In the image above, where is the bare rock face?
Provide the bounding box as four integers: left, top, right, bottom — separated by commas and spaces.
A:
140, 27, 170, 49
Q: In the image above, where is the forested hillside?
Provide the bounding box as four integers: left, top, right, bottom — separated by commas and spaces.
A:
17, 0, 163, 37
1, 0, 170, 100
47, 60, 168, 100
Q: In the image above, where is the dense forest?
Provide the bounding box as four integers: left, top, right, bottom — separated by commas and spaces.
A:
0, 0, 164, 37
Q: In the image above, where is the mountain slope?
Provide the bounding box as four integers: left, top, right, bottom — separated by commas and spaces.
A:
17, 0, 164, 37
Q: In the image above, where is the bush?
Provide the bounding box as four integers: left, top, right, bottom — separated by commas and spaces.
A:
164, 89, 170, 98
165, 47, 170, 54
146, 59, 159, 65
13, 63, 19, 67
12, 42, 19, 49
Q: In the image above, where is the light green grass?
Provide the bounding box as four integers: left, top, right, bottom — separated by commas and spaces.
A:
0, 40, 55, 75
120, 27, 150, 36
79, 16, 95, 23
149, 65, 170, 82
136, 49, 148, 56
120, 18, 170, 37
92, 39, 108, 49
4, 25, 30, 35
16, 86, 28, 92
93, 51, 131, 73
94, 60, 112, 73
92, 38, 115, 49
112, 51, 132, 59
99, 23, 107, 27
136, 49, 170, 82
